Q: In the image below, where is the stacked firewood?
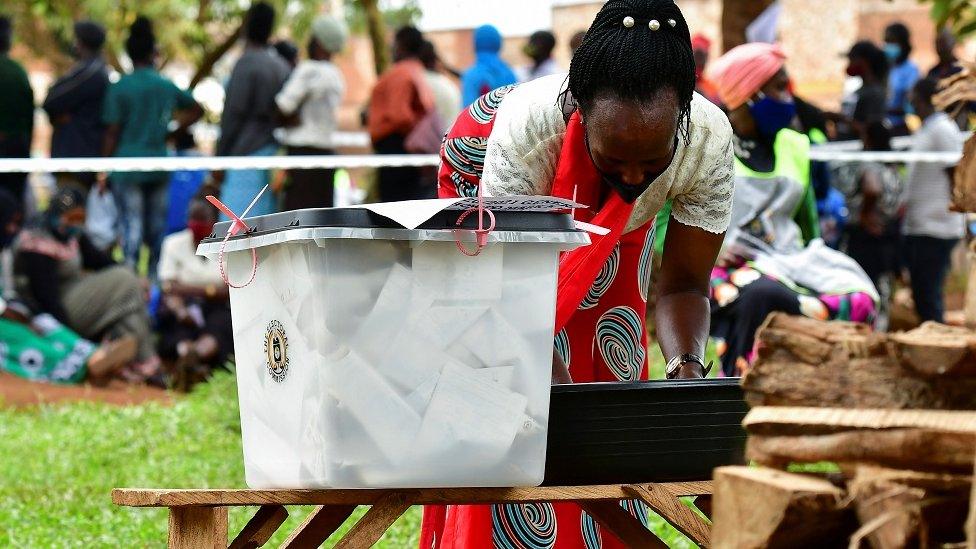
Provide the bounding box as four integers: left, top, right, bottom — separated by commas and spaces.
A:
712, 313, 976, 548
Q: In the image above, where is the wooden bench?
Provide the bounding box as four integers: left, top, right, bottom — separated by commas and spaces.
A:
113, 482, 713, 548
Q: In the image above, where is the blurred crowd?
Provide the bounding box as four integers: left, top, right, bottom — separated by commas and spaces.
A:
0, 1, 972, 386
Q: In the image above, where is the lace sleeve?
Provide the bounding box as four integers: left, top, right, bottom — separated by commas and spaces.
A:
480, 76, 567, 197
670, 102, 735, 234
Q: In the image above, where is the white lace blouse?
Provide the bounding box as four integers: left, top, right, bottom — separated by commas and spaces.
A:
481, 74, 735, 234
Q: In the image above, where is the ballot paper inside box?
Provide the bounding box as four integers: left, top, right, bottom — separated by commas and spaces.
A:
198, 200, 589, 489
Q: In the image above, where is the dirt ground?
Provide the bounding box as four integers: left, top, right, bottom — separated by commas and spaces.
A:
0, 373, 172, 408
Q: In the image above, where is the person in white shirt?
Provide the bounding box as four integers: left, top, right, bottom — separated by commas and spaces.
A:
275, 14, 348, 210
517, 30, 562, 83
157, 198, 232, 390
419, 40, 461, 133
903, 77, 966, 323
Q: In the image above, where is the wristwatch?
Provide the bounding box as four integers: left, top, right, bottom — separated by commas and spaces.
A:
665, 353, 711, 379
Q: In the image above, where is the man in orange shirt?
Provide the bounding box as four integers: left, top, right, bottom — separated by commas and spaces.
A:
367, 26, 436, 202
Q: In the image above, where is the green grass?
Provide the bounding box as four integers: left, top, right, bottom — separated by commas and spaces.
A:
0, 370, 701, 548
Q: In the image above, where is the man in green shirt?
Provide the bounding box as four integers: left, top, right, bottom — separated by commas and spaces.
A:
0, 16, 34, 204
102, 16, 201, 279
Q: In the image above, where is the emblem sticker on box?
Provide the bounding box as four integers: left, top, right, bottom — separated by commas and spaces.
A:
264, 320, 289, 383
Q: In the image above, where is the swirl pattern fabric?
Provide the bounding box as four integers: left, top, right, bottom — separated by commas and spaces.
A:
492, 503, 558, 549
597, 306, 646, 382
426, 85, 655, 549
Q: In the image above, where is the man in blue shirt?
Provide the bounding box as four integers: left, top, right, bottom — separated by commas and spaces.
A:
883, 22, 920, 135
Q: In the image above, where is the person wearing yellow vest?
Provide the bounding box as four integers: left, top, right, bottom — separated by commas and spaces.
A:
704, 43, 878, 376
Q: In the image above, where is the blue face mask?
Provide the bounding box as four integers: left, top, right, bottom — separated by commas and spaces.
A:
748, 94, 797, 138
884, 43, 902, 62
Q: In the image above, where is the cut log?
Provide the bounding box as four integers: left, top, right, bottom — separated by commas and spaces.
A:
744, 314, 976, 410
711, 466, 854, 549
849, 466, 971, 549
744, 407, 976, 473
748, 431, 976, 473
889, 322, 976, 377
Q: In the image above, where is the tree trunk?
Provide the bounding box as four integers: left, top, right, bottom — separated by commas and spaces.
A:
360, 0, 389, 76
720, 0, 775, 52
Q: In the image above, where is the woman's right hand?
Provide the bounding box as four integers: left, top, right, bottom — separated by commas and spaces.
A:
552, 347, 573, 385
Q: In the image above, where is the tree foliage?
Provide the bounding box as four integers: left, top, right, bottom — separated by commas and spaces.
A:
4, 0, 320, 86
914, 0, 976, 39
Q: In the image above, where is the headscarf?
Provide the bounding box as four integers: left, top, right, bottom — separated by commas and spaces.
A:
461, 25, 518, 106
311, 14, 348, 55
705, 42, 787, 110
44, 186, 85, 238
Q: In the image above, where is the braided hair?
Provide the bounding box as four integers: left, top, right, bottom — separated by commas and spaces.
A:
567, 0, 696, 141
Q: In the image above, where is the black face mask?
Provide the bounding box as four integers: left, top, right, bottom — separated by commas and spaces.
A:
583, 130, 677, 204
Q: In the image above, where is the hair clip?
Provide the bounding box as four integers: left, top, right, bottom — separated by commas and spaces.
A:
623, 16, 635, 28
668, 19, 677, 28
649, 19, 661, 31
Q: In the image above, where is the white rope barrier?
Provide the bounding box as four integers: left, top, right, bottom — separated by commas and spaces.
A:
808, 149, 962, 163
0, 154, 441, 174
0, 139, 967, 174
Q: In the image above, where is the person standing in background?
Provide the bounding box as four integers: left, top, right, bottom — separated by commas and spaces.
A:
691, 33, 719, 104
883, 22, 920, 135
275, 14, 348, 210
460, 25, 517, 107
102, 16, 202, 279
272, 40, 299, 70
216, 2, 290, 218
903, 78, 965, 324
43, 21, 109, 190
569, 30, 586, 58
928, 27, 971, 130
518, 30, 560, 82
0, 16, 34, 205
367, 26, 436, 202
836, 41, 890, 141
419, 41, 461, 131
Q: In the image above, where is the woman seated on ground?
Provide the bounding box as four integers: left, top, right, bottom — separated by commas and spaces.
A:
0, 190, 135, 383
705, 43, 878, 376
156, 198, 233, 390
12, 187, 164, 386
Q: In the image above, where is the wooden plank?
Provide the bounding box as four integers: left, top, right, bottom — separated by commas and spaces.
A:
625, 484, 711, 547
578, 500, 668, 549
167, 506, 227, 549
112, 482, 714, 508
744, 407, 976, 435
748, 430, 976, 472
333, 493, 411, 549
711, 466, 854, 549
228, 505, 288, 549
280, 505, 356, 549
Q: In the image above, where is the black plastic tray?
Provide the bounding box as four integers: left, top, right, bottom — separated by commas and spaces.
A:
204, 207, 578, 242
543, 378, 748, 485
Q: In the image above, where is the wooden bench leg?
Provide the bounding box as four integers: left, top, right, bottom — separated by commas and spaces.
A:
168, 506, 227, 549
578, 500, 668, 549
229, 505, 289, 549
333, 493, 412, 549
626, 484, 712, 548
281, 504, 357, 549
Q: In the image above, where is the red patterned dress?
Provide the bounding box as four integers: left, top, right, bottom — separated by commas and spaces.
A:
421, 75, 735, 548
